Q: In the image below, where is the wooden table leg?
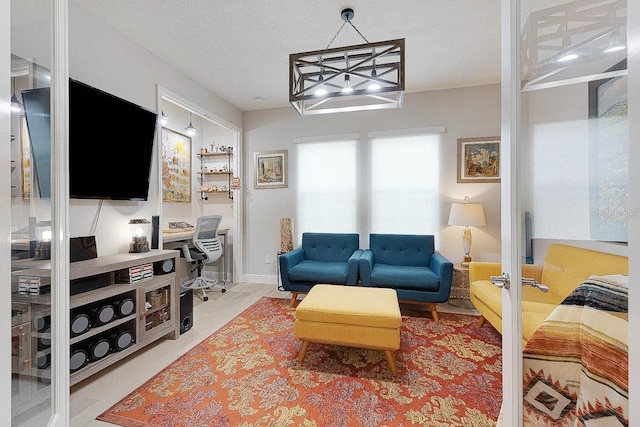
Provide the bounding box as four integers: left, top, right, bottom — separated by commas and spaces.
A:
298, 340, 310, 363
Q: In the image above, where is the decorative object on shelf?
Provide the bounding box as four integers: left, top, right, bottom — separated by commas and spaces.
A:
289, 8, 404, 115
185, 112, 197, 136
231, 176, 241, 190
129, 219, 151, 253
254, 150, 288, 189
210, 142, 216, 152
34, 220, 52, 260
280, 217, 294, 253
457, 137, 500, 183
20, 115, 31, 200
448, 197, 487, 267
161, 127, 191, 202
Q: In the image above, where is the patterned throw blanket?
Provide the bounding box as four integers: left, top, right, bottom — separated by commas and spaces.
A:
522, 274, 628, 426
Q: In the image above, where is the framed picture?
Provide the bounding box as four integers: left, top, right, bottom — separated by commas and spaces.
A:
161, 127, 192, 202
588, 59, 628, 242
20, 116, 31, 200
254, 150, 288, 189
457, 137, 500, 183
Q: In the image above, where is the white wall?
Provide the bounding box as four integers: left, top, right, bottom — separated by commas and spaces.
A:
10, 3, 243, 257
243, 84, 503, 281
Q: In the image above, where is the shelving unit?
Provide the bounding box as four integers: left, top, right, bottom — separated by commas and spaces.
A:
11, 250, 180, 390
197, 151, 233, 201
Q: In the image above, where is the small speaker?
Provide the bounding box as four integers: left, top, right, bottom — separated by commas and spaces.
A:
151, 215, 159, 249
154, 258, 175, 275
180, 288, 193, 335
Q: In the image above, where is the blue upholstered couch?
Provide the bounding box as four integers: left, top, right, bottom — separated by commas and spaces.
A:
279, 232, 362, 307
359, 234, 453, 320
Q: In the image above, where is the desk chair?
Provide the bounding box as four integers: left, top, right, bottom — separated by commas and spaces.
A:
181, 215, 226, 301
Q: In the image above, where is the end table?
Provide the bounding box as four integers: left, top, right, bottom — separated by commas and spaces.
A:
449, 263, 474, 309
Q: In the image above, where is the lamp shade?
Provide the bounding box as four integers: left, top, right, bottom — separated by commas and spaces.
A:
448, 203, 487, 227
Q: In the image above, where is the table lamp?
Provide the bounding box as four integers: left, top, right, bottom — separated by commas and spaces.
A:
129, 218, 150, 253
448, 197, 486, 267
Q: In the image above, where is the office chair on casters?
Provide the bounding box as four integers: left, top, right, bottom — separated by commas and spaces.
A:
181, 215, 226, 301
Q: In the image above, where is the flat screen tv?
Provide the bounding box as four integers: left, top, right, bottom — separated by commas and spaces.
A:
22, 78, 158, 200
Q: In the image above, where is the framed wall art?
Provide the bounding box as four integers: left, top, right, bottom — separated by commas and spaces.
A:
161, 127, 192, 202
20, 115, 31, 200
254, 150, 288, 189
457, 136, 500, 183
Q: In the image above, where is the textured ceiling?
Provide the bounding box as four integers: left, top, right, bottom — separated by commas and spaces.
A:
71, 0, 502, 112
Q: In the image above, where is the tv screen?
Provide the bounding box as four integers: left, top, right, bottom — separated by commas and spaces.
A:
22, 79, 158, 201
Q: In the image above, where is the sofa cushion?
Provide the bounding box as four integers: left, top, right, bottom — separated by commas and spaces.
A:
302, 232, 360, 263
369, 234, 433, 267
288, 260, 349, 284
370, 264, 440, 291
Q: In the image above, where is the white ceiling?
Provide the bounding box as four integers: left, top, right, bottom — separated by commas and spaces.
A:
71, 0, 502, 112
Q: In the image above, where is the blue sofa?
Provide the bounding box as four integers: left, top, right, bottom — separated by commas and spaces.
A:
279, 232, 362, 307
359, 234, 453, 321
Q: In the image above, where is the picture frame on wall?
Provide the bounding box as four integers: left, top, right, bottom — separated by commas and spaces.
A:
457, 136, 500, 183
254, 150, 288, 189
20, 116, 31, 200
161, 127, 192, 202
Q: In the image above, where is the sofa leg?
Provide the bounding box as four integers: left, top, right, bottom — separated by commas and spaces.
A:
477, 316, 486, 328
430, 304, 439, 322
290, 292, 299, 307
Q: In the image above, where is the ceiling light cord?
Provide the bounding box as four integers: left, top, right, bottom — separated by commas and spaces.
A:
325, 8, 370, 49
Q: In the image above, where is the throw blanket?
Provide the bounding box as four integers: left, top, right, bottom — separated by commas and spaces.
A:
522, 274, 628, 426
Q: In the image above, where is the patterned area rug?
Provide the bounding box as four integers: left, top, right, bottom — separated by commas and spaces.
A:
98, 297, 502, 426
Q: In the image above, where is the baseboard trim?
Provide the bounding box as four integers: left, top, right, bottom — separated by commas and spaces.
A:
242, 273, 278, 285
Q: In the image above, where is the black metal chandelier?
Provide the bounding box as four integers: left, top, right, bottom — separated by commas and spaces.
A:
289, 8, 405, 115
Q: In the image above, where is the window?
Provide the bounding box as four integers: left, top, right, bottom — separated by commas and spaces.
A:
296, 130, 442, 247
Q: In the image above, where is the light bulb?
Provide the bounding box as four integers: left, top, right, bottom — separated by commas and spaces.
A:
135, 227, 145, 237
41, 230, 52, 241
315, 75, 327, 96
342, 75, 353, 94
160, 111, 168, 125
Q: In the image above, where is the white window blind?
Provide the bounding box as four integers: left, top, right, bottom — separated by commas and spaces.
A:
370, 134, 441, 243
296, 131, 442, 247
296, 139, 358, 235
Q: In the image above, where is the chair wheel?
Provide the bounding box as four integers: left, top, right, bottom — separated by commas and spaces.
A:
203, 296, 209, 301
221, 288, 226, 293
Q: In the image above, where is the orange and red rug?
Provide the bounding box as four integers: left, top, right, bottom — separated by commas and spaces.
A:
98, 297, 502, 426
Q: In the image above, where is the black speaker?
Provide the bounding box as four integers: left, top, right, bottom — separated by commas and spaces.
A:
180, 288, 193, 335
151, 215, 159, 249
154, 258, 175, 275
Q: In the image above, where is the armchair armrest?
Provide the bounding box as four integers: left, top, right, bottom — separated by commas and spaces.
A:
347, 249, 364, 285
358, 249, 375, 286
430, 252, 453, 289
279, 248, 304, 288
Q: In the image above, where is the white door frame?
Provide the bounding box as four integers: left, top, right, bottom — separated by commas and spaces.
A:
500, 0, 524, 423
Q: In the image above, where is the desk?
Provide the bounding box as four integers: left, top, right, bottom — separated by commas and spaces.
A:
162, 228, 229, 284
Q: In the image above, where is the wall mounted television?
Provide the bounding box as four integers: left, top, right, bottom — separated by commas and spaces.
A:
22, 78, 158, 201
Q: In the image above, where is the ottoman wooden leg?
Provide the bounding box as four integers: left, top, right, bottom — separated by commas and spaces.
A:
384, 350, 398, 377
298, 340, 311, 363
477, 316, 486, 328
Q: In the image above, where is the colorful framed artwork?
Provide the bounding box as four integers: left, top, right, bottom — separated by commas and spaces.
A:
161, 127, 191, 202
457, 137, 500, 183
20, 115, 31, 200
254, 150, 288, 189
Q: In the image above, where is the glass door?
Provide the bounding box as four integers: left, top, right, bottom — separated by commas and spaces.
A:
501, 0, 632, 424
8, 0, 70, 425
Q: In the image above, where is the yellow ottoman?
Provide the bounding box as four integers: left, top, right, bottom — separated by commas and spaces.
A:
295, 284, 402, 376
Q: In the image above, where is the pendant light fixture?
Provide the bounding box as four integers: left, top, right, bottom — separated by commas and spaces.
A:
289, 7, 405, 115
160, 110, 168, 126
185, 113, 197, 136
10, 77, 24, 113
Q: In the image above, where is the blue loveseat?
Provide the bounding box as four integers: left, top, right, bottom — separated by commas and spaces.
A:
279, 232, 362, 307
359, 234, 453, 321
